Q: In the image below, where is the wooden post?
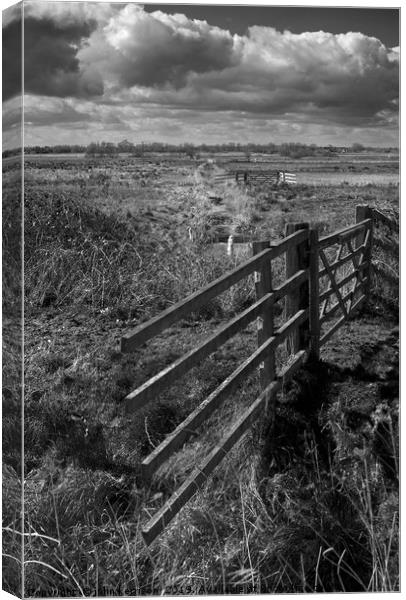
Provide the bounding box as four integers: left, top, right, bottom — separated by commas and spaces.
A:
285, 222, 310, 355
356, 204, 373, 300
308, 228, 320, 361
252, 241, 275, 389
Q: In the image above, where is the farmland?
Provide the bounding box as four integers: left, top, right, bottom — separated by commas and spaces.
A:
2, 149, 399, 595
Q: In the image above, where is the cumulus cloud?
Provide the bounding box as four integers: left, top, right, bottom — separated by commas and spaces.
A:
1, 3, 399, 143
76, 7, 398, 127
23, 1, 118, 27
78, 4, 236, 89
137, 27, 398, 125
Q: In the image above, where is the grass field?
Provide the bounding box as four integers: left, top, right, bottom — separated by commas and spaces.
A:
2, 150, 399, 595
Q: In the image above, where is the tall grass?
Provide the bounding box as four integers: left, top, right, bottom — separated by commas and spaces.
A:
2, 173, 23, 596
24, 183, 255, 321
8, 161, 399, 595
370, 208, 399, 316
20, 395, 398, 595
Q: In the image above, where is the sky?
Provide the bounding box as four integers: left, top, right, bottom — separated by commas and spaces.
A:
1, 1, 400, 149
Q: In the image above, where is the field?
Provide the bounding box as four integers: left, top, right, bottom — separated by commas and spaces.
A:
2, 150, 399, 595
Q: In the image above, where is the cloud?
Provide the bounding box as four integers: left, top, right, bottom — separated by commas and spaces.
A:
23, 16, 104, 99
78, 4, 236, 89
76, 8, 398, 127
23, 1, 117, 27
2, 95, 22, 132
2, 1, 115, 101
20, 94, 127, 129
2, 7, 22, 101
140, 27, 398, 126
1, 3, 399, 144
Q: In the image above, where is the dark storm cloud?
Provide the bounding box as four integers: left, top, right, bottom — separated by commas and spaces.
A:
2, 10, 22, 101
23, 17, 103, 99
2, 1, 111, 101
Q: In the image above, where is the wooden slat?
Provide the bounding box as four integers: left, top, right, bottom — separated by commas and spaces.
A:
320, 242, 344, 317
319, 278, 366, 324
124, 293, 273, 413
271, 228, 308, 259
320, 295, 365, 347
141, 349, 307, 546
141, 306, 309, 478
319, 249, 348, 319
121, 230, 308, 352
356, 207, 373, 299
338, 221, 371, 243
319, 261, 368, 302
345, 232, 369, 308
318, 219, 371, 249
253, 241, 275, 389
308, 229, 320, 361
274, 269, 308, 301
318, 243, 367, 277
121, 247, 272, 352
285, 224, 310, 355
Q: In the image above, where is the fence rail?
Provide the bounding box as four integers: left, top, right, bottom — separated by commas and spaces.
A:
119, 203, 397, 546
213, 170, 297, 186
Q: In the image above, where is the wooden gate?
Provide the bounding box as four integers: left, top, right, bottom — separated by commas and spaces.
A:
120, 228, 315, 545
318, 206, 373, 348
118, 204, 384, 546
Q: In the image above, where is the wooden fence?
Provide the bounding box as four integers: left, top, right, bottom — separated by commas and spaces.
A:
119, 204, 397, 546
214, 170, 296, 186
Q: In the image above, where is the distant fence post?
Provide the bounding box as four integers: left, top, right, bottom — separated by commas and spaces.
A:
252, 241, 275, 389
308, 229, 320, 361
356, 204, 373, 299
285, 222, 310, 355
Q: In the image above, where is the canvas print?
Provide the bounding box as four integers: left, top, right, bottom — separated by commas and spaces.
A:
2, 1, 399, 596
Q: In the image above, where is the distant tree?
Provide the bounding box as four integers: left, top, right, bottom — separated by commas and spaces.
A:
2, 148, 21, 158
101, 142, 118, 155
85, 141, 119, 156
351, 143, 365, 152
280, 143, 314, 159
85, 142, 99, 156
117, 139, 134, 153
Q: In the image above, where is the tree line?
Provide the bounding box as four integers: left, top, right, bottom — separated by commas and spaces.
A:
2, 141, 397, 159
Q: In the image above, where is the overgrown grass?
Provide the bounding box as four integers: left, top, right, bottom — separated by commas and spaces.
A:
3, 156, 399, 595
20, 362, 399, 595
24, 182, 255, 321
370, 208, 399, 317
2, 170, 23, 596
